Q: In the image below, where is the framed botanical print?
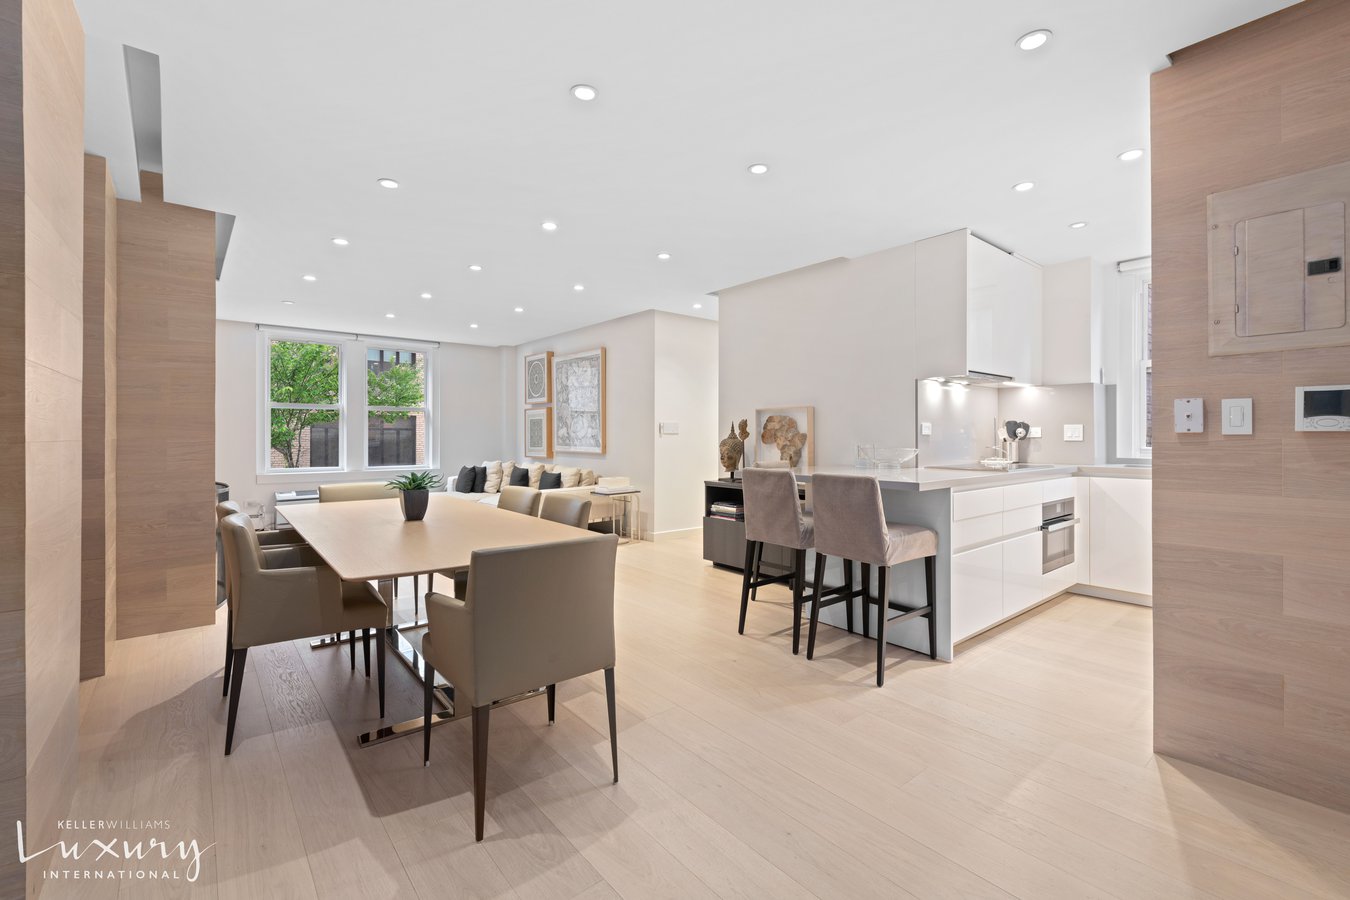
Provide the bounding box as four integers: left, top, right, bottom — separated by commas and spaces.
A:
524, 407, 553, 458
524, 351, 553, 405
553, 348, 606, 455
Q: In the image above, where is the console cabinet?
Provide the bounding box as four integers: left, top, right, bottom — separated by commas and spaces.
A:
702, 480, 796, 574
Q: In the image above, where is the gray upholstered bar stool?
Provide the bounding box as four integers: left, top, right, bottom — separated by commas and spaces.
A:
739, 467, 820, 654
807, 473, 938, 686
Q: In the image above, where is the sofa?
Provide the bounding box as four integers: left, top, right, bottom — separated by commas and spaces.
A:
445, 461, 630, 525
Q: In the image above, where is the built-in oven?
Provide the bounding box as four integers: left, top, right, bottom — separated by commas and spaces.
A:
1041, 498, 1076, 574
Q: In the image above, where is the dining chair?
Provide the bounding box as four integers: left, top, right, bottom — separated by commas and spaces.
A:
218, 513, 389, 754
497, 485, 543, 516
421, 533, 620, 841
318, 480, 424, 638
539, 493, 592, 529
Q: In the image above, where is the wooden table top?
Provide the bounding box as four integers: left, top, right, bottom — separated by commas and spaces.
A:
280, 494, 588, 581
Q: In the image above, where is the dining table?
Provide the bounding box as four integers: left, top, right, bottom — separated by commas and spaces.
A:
280, 493, 590, 747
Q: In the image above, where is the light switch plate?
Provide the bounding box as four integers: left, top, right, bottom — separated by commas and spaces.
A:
1221, 398, 1253, 435
1029, 426, 1042, 438
1063, 424, 1084, 442
659, 421, 679, 435
1175, 397, 1205, 433
920, 422, 933, 436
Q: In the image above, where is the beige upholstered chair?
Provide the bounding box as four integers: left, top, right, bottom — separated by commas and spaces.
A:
420, 533, 620, 841
219, 513, 389, 754
740, 467, 820, 654
317, 481, 398, 503
539, 493, 592, 529
497, 485, 543, 517
216, 501, 310, 691
806, 474, 937, 686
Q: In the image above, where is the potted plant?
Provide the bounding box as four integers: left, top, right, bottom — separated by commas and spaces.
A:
386, 471, 443, 521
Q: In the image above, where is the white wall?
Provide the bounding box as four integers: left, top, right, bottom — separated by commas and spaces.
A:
214, 319, 505, 518
654, 312, 719, 534
719, 244, 919, 467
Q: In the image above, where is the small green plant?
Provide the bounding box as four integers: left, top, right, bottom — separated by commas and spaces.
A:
386, 471, 443, 492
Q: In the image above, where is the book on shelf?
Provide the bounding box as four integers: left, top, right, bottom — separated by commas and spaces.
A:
710, 513, 744, 522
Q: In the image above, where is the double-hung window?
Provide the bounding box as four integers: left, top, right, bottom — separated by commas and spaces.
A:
266, 338, 343, 470
366, 347, 430, 468
1138, 280, 1153, 452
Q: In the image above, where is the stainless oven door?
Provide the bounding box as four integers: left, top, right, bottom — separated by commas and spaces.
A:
1041, 517, 1076, 574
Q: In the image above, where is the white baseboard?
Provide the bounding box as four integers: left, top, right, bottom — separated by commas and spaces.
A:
1070, 584, 1153, 607
651, 527, 700, 542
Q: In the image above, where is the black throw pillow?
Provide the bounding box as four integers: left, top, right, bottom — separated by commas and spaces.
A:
455, 465, 476, 493
539, 471, 563, 490
509, 466, 530, 487
472, 465, 487, 493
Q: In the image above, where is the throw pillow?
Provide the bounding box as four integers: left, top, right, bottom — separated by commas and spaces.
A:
483, 460, 503, 493
580, 469, 596, 486
501, 460, 516, 486
560, 466, 581, 488
472, 465, 487, 493
509, 466, 530, 487
539, 471, 563, 490
528, 463, 546, 489
455, 465, 476, 493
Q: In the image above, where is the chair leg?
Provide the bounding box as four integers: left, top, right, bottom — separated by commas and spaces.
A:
791, 548, 806, 655
843, 560, 855, 634
604, 667, 619, 784
860, 564, 872, 638
472, 705, 490, 842
876, 566, 889, 687
423, 658, 434, 765
738, 540, 756, 634
925, 555, 938, 660
224, 648, 248, 755
546, 684, 556, 724
223, 606, 234, 697
362, 628, 371, 677
806, 552, 826, 660
750, 541, 764, 602
377, 628, 387, 718
349, 630, 356, 670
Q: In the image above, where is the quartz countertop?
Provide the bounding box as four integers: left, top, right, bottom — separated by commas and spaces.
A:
795, 464, 1082, 492
1076, 464, 1152, 479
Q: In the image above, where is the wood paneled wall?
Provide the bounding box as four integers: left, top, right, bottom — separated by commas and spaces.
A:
116, 172, 217, 639
0, 0, 85, 894
81, 154, 117, 680
1152, 0, 1350, 813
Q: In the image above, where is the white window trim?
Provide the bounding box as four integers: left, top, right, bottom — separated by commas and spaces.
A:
1115, 266, 1153, 460
257, 327, 439, 479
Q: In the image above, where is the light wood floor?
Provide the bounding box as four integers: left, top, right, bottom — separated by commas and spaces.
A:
52, 533, 1350, 899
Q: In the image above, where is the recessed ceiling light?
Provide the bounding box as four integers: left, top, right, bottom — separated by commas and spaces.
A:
571, 84, 597, 101
514, 307, 524, 313
385, 313, 395, 318
1016, 29, 1052, 51
469, 323, 479, 329
377, 177, 399, 189
331, 237, 349, 246
1069, 221, 1088, 229
573, 284, 585, 292
1013, 181, 1035, 192
541, 221, 558, 232
420, 292, 432, 299
281, 300, 295, 305
1118, 148, 1145, 162
693, 303, 703, 310
747, 163, 769, 175
656, 252, 671, 260
302, 274, 317, 281
468, 264, 482, 272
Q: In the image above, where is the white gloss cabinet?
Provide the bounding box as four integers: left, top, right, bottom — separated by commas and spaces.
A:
1002, 532, 1045, 618
1087, 476, 1153, 596
951, 542, 1003, 642
966, 235, 1043, 384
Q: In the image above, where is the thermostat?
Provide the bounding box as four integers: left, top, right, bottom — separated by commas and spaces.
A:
1295, 385, 1350, 431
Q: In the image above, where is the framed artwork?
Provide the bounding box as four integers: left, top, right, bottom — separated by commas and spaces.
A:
524, 351, 553, 405
524, 407, 553, 459
553, 348, 606, 454
755, 405, 814, 469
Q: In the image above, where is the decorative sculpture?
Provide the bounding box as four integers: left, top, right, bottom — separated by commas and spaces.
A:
761, 415, 808, 468
718, 419, 750, 479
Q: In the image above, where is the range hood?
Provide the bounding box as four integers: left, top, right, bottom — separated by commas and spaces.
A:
926, 370, 1014, 386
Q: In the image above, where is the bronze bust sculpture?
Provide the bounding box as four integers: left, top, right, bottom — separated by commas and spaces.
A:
718, 419, 749, 479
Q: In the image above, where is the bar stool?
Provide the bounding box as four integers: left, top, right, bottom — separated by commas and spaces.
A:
806, 473, 938, 686
739, 468, 856, 654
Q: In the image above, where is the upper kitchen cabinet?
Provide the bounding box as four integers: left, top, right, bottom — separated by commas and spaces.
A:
915, 230, 1043, 384
1041, 258, 1105, 385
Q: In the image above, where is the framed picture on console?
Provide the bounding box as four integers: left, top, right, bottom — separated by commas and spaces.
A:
553, 347, 606, 454
524, 351, 553, 404
755, 405, 814, 469
524, 407, 553, 458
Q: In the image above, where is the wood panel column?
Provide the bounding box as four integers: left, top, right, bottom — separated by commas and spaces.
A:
0, 0, 86, 894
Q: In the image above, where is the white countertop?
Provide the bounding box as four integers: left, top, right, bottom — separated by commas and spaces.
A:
796, 462, 1149, 491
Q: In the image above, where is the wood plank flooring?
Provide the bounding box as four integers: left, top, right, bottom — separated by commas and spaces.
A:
47, 533, 1350, 899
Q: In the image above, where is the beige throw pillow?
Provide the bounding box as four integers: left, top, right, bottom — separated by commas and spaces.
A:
482, 460, 503, 493
560, 467, 581, 488
528, 463, 545, 489
580, 469, 596, 486
500, 460, 516, 486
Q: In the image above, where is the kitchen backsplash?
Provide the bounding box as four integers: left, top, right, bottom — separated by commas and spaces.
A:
916, 380, 1104, 466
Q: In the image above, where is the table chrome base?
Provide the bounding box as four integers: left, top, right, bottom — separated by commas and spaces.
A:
358, 684, 550, 749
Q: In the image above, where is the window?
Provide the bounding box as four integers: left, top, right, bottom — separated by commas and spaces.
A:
366, 347, 429, 467
267, 339, 343, 470
1136, 278, 1153, 453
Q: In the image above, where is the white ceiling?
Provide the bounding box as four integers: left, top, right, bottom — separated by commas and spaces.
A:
76, 0, 1297, 347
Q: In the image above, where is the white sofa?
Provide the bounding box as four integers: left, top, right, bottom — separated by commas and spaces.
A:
445, 461, 630, 524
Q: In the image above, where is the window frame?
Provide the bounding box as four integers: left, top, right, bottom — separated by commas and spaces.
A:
1123, 269, 1153, 459
260, 333, 347, 475
364, 345, 434, 470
